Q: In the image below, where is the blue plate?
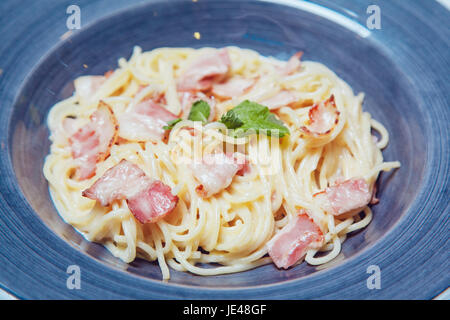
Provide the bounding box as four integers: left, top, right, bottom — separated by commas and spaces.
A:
0, 0, 448, 299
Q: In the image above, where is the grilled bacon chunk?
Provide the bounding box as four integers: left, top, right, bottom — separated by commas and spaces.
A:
191, 152, 245, 198
314, 178, 372, 216
267, 210, 323, 269
177, 49, 231, 92
300, 95, 339, 136
82, 159, 178, 224
117, 99, 178, 142
68, 101, 118, 180
212, 76, 256, 99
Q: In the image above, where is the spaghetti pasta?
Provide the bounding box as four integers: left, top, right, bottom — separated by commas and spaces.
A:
43, 46, 400, 279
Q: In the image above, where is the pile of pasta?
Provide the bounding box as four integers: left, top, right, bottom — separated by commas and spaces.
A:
44, 46, 400, 279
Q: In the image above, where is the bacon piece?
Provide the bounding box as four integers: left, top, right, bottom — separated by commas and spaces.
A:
69, 101, 118, 180
82, 160, 178, 224
267, 210, 323, 269
70, 126, 99, 180
300, 95, 339, 135
179, 91, 216, 121
91, 104, 119, 159
191, 152, 245, 198
279, 51, 303, 76
134, 99, 176, 120
314, 178, 372, 216
261, 90, 298, 110
127, 180, 179, 224
82, 159, 148, 206
177, 49, 231, 92
212, 76, 256, 99
118, 99, 178, 142
74, 75, 106, 105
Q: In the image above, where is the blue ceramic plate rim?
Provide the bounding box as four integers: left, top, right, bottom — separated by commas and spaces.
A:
0, 0, 448, 299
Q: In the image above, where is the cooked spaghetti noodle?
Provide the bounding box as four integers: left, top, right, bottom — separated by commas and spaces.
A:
43, 46, 400, 279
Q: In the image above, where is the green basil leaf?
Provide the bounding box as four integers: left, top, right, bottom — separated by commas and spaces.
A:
219, 100, 290, 137
188, 100, 210, 124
